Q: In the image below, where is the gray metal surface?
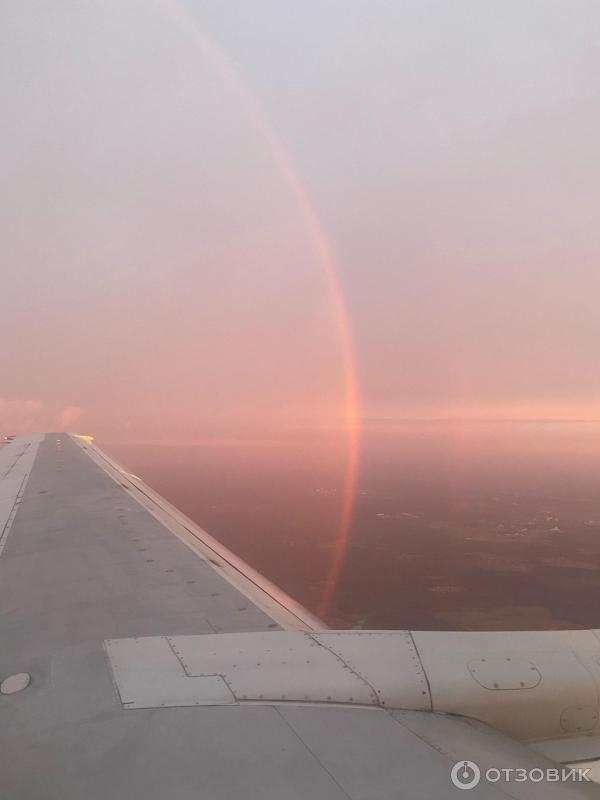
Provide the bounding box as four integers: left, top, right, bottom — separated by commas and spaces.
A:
103, 630, 431, 709
0, 433, 43, 555
412, 629, 600, 744
1, 433, 598, 798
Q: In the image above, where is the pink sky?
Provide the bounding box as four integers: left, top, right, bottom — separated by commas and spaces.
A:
1, 1, 599, 440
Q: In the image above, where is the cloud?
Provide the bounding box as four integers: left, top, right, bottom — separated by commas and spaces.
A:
0, 398, 45, 433
59, 405, 83, 430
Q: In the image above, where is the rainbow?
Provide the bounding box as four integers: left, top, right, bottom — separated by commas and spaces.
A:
159, 0, 362, 620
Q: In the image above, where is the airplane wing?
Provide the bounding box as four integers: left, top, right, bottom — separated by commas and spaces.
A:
1, 432, 599, 798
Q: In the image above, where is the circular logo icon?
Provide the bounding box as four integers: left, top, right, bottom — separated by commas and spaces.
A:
451, 760, 481, 790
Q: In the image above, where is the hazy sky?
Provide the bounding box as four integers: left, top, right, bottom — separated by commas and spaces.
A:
2, 0, 599, 439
